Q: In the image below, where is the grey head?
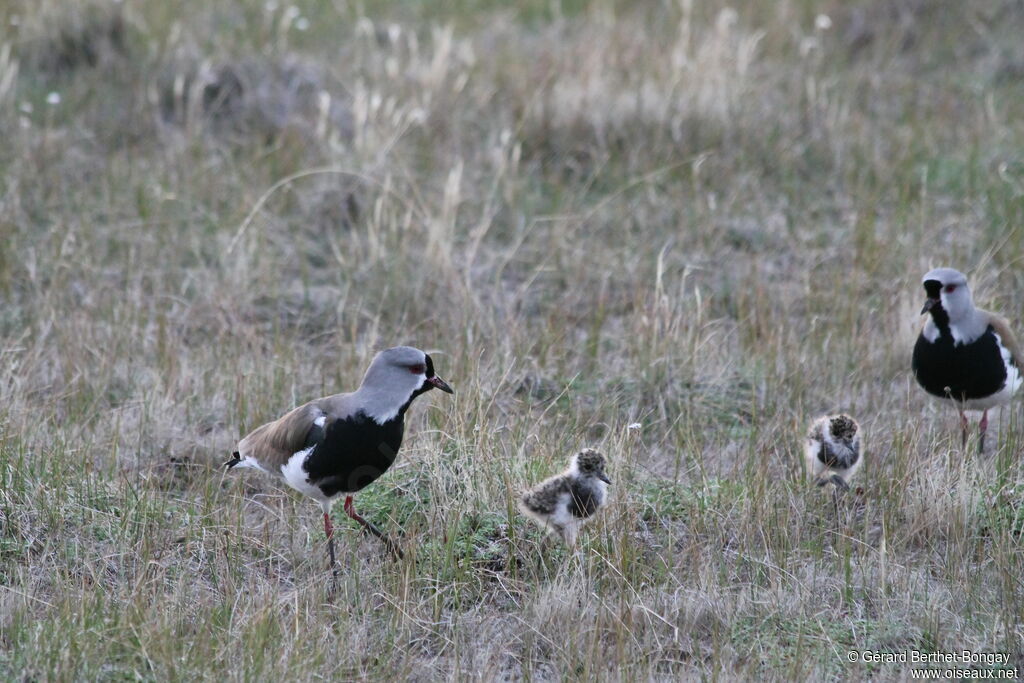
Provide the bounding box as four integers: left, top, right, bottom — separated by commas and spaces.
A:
921, 268, 976, 323
920, 268, 992, 343
356, 346, 453, 424
571, 448, 611, 485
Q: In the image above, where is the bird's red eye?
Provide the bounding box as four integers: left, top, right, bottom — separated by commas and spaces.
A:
409, 364, 426, 375
944, 285, 957, 293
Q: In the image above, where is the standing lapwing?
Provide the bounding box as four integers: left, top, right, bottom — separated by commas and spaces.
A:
519, 448, 610, 546
805, 414, 862, 491
805, 414, 862, 523
912, 268, 1022, 453
225, 346, 453, 571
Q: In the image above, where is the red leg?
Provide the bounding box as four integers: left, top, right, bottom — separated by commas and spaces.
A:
978, 410, 989, 454
323, 511, 338, 578
343, 496, 404, 560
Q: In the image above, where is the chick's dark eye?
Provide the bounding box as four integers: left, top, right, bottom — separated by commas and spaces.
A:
408, 364, 426, 375
944, 285, 957, 293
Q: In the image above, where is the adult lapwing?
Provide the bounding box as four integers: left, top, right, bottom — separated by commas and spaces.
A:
225, 346, 453, 570
519, 448, 611, 546
912, 268, 1021, 453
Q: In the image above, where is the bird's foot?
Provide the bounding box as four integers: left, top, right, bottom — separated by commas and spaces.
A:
829, 474, 850, 492
343, 496, 404, 561
978, 410, 988, 454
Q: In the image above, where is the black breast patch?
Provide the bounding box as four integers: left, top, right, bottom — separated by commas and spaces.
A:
567, 480, 601, 518
301, 412, 405, 497
912, 325, 1008, 401
818, 442, 858, 470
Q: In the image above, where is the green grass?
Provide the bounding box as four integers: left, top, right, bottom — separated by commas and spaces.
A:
1, 0, 1023, 679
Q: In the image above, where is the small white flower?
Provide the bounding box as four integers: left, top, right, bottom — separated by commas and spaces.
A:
407, 107, 427, 125
815, 14, 832, 31
717, 7, 738, 30
19, 101, 32, 114
295, 16, 309, 31
45, 92, 61, 106
627, 422, 643, 431
355, 18, 374, 37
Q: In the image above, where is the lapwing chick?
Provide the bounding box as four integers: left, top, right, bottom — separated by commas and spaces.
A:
805, 414, 862, 492
911, 268, 1021, 453
519, 448, 611, 546
225, 346, 453, 572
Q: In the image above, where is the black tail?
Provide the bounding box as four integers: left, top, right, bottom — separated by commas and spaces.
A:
224, 451, 242, 469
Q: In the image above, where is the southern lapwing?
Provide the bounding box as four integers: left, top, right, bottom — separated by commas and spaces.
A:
911, 268, 1022, 453
225, 346, 453, 570
805, 414, 862, 491
519, 448, 610, 546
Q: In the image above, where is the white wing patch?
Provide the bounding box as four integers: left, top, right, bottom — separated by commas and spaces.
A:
280, 447, 329, 503
995, 331, 1023, 395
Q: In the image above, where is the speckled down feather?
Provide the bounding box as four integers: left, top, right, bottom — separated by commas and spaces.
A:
519, 448, 610, 545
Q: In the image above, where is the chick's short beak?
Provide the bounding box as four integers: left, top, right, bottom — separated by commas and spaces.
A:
598, 472, 611, 485
920, 298, 938, 315
427, 375, 454, 394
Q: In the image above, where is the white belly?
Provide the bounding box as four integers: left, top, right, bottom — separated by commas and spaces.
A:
549, 492, 580, 527
961, 385, 1017, 411
280, 448, 330, 503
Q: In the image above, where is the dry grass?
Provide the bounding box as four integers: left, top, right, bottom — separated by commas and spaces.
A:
1, 0, 1024, 679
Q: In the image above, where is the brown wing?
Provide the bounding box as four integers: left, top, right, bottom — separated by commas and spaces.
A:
983, 310, 1022, 367
521, 474, 570, 516
237, 402, 325, 471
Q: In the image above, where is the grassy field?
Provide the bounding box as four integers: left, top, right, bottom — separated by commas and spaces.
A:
1, 0, 1024, 679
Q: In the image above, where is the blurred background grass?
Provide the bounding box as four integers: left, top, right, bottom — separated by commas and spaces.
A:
1, 0, 1023, 679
